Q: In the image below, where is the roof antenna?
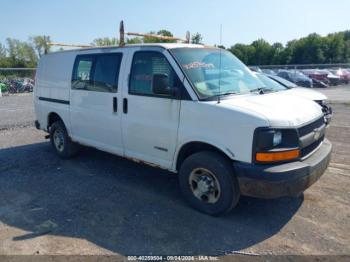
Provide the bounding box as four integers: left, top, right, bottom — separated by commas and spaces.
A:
218, 24, 223, 104
186, 31, 191, 44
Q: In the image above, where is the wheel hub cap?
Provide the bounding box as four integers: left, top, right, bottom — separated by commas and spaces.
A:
53, 129, 64, 152
197, 178, 210, 193
189, 168, 221, 204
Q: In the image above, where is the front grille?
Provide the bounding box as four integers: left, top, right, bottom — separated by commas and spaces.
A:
298, 117, 324, 137
298, 117, 325, 158
300, 136, 324, 157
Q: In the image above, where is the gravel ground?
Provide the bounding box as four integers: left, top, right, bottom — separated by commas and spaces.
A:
0, 94, 35, 130
318, 85, 350, 103
0, 90, 349, 258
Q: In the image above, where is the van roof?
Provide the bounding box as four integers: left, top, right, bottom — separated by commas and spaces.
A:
48, 43, 214, 55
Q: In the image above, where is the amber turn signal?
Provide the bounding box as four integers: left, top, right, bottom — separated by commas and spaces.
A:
256, 149, 300, 162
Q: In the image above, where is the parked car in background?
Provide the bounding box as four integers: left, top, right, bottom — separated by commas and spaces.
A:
329, 68, 350, 84
312, 79, 329, 88
261, 69, 276, 75
302, 69, 329, 88
302, 69, 329, 83
256, 73, 332, 125
277, 70, 313, 88
249, 66, 262, 73
344, 69, 350, 77
319, 69, 341, 86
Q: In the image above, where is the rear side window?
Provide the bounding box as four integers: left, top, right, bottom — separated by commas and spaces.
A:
73, 57, 94, 89
129, 51, 176, 96
72, 53, 122, 93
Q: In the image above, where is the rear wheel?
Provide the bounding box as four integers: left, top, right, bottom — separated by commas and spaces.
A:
179, 151, 240, 216
50, 120, 79, 159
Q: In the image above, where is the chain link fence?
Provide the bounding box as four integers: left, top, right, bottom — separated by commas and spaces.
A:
0, 68, 36, 95
252, 63, 350, 70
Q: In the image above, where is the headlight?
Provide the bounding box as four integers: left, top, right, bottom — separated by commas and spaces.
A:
253, 128, 299, 163
273, 131, 282, 147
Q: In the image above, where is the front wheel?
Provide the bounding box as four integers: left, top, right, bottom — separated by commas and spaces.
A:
179, 151, 240, 216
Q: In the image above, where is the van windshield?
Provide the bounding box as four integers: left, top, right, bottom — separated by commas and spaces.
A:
171, 48, 264, 99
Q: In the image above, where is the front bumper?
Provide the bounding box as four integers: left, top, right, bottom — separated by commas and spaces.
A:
234, 139, 332, 199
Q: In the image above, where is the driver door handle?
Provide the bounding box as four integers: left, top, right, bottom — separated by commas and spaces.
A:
113, 97, 117, 113
123, 98, 128, 114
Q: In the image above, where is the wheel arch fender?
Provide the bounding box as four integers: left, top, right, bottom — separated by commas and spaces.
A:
173, 139, 235, 172
47, 111, 71, 136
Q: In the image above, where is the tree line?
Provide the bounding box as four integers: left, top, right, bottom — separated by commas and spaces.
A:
0, 36, 51, 68
229, 31, 350, 65
0, 31, 203, 68
0, 30, 349, 68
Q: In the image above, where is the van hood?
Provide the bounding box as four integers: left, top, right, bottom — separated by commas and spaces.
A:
284, 87, 327, 101
218, 92, 323, 127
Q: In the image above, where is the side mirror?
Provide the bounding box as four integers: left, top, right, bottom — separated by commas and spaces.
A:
152, 74, 172, 96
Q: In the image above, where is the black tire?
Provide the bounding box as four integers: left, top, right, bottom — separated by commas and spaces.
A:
50, 120, 79, 159
179, 151, 240, 216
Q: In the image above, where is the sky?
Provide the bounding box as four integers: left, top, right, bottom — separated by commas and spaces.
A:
1, 0, 350, 47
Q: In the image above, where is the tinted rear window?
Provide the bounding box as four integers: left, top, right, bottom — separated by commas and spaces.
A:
72, 53, 122, 93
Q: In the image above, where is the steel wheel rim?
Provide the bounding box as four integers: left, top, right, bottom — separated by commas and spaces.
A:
189, 168, 221, 204
53, 129, 64, 152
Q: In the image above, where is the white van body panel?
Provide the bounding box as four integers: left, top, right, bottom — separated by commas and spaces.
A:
174, 100, 269, 167
219, 92, 323, 127
36, 51, 74, 100
284, 87, 327, 101
69, 91, 124, 155
34, 52, 75, 132
69, 48, 129, 156
120, 47, 182, 169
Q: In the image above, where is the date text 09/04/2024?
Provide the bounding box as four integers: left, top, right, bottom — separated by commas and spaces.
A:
127, 255, 219, 261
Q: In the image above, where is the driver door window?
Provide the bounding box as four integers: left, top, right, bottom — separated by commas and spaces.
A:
129, 51, 176, 97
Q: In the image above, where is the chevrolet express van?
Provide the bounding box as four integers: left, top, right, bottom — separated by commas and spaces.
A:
34, 44, 332, 215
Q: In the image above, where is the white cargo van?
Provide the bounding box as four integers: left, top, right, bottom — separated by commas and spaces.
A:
34, 44, 332, 215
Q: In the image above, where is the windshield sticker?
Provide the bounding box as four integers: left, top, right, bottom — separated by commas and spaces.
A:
183, 62, 215, 70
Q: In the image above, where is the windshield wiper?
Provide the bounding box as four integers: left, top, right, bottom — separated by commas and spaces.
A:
250, 87, 275, 94
202, 91, 239, 101
219, 91, 239, 96
213, 91, 239, 98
